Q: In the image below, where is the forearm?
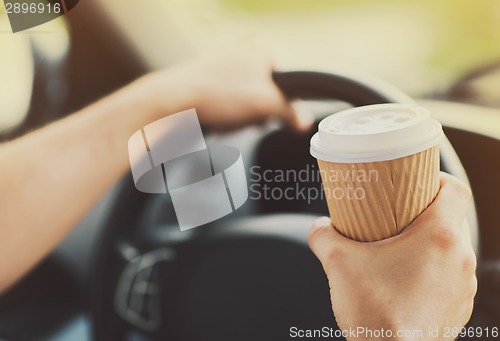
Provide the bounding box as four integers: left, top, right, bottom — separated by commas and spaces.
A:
0, 71, 194, 293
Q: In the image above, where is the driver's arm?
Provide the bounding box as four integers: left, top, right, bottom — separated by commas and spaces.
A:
308, 172, 477, 340
0, 42, 311, 294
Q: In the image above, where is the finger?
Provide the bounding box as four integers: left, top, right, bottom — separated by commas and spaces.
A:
405, 172, 472, 235
430, 172, 472, 226
271, 97, 314, 132
289, 100, 315, 132
308, 217, 354, 268
460, 219, 474, 249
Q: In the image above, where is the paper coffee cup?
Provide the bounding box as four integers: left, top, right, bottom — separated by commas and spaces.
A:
310, 104, 443, 242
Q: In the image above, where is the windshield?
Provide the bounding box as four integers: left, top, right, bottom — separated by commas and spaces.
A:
154, 0, 500, 96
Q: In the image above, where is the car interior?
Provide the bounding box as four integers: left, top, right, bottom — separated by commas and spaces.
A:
0, 1, 500, 340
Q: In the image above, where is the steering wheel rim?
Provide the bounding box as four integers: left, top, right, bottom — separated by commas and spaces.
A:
91, 70, 479, 341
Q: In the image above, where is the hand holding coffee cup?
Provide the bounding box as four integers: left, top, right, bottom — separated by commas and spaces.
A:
310, 104, 443, 242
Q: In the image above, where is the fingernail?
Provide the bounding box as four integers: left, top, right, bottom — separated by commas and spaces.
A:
312, 216, 331, 229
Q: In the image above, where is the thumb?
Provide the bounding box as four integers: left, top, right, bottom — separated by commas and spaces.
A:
308, 217, 355, 270
400, 172, 472, 239
280, 99, 314, 132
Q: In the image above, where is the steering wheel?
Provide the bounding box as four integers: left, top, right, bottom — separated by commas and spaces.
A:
91, 71, 479, 341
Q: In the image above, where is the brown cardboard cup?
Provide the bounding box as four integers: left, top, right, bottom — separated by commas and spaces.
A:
310, 104, 443, 242
317, 146, 440, 241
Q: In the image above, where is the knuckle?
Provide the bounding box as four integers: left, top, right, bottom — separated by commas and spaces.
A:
326, 247, 345, 264
430, 223, 461, 251
462, 251, 478, 275
322, 246, 346, 272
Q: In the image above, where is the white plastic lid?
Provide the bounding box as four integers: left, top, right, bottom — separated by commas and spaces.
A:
310, 103, 443, 163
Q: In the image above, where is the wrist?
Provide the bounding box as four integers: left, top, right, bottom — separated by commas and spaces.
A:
133, 68, 199, 122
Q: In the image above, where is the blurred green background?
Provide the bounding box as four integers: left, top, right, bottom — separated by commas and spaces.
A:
168, 0, 500, 95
